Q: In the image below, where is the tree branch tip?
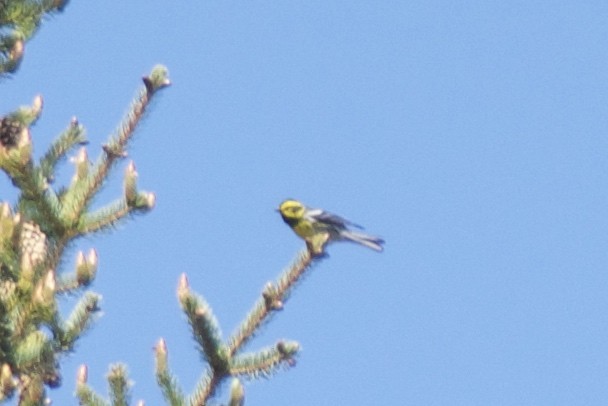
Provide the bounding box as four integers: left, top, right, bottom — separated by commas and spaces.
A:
32, 95, 43, 113
155, 338, 167, 355
143, 66, 171, 94
0, 202, 11, 217
127, 160, 137, 172
10, 39, 24, 60
144, 192, 156, 209
76, 251, 85, 266
87, 248, 98, 265
276, 341, 300, 359
0, 363, 15, 395
76, 364, 88, 385
229, 378, 245, 406
177, 273, 190, 298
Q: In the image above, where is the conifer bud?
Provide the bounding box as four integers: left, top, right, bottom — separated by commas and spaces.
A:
34, 270, 55, 306
276, 341, 299, 366
177, 273, 190, 301
87, 248, 98, 272
9, 39, 24, 65
31, 95, 43, 117
156, 338, 167, 356
229, 378, 245, 406
0, 363, 15, 397
76, 365, 88, 386
76, 249, 98, 286
71, 147, 89, 182
0, 203, 15, 243
155, 338, 168, 373
0, 202, 10, 218
143, 192, 156, 209
124, 161, 138, 205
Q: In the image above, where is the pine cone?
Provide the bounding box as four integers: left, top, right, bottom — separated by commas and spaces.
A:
0, 118, 22, 148
19, 222, 48, 267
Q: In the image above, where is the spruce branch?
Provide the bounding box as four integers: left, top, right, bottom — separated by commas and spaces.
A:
0, 65, 168, 404
76, 383, 110, 406
228, 248, 317, 356
154, 339, 186, 406
84, 66, 169, 216
0, 0, 70, 76
76, 365, 110, 406
188, 370, 218, 406
107, 364, 131, 406
168, 248, 317, 405
14, 331, 53, 371
229, 341, 299, 379
75, 190, 155, 236
4, 95, 43, 127
17, 373, 46, 406
58, 292, 100, 350
0, 37, 24, 76
57, 248, 98, 291
60, 67, 168, 227
177, 275, 226, 372
39, 118, 87, 183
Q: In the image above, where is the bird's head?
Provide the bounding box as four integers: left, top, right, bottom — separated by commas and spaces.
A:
278, 199, 306, 221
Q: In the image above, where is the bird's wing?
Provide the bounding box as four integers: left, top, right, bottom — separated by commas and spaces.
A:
307, 208, 363, 229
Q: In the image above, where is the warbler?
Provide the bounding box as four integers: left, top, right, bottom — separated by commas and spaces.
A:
278, 199, 384, 252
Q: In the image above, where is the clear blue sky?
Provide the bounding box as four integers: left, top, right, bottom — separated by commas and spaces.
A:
2, 1, 608, 405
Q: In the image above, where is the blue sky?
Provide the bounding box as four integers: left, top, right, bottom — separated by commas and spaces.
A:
2, 1, 608, 405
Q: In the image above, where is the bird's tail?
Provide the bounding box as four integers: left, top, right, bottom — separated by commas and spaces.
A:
339, 230, 385, 252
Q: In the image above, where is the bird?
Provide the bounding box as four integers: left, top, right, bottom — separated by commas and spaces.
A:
278, 199, 384, 253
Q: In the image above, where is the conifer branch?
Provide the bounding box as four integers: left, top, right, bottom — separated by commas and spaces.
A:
58, 292, 100, 350
188, 370, 218, 406
18, 373, 46, 406
177, 275, 226, 372
76, 365, 110, 406
0, 0, 69, 76
57, 249, 98, 291
107, 364, 131, 406
39, 118, 87, 183
86, 67, 169, 212
75, 191, 154, 237
229, 341, 299, 379
154, 339, 186, 406
0, 64, 168, 404
228, 248, 316, 356
76, 385, 110, 406
171, 248, 312, 405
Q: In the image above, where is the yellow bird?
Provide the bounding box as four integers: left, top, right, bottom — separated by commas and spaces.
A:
278, 199, 384, 253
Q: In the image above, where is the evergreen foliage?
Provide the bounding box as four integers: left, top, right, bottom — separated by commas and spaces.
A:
0, 0, 69, 77
0, 2, 343, 405
0, 65, 169, 404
